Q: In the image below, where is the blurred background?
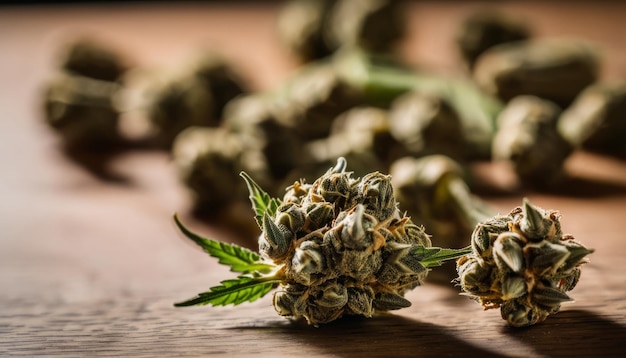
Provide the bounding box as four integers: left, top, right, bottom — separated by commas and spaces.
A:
1, 0, 625, 319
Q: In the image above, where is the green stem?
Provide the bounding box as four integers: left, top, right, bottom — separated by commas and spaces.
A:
332, 48, 503, 159
417, 245, 473, 269
446, 176, 496, 227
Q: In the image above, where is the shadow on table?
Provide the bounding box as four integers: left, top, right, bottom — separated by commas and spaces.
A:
502, 309, 626, 357
245, 314, 503, 358
61, 145, 133, 183
542, 176, 626, 198
472, 174, 626, 199
58, 135, 162, 184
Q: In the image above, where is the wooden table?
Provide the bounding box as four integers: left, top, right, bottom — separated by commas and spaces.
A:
1, 2, 625, 357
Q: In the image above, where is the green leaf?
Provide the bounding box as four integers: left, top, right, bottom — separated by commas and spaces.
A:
413, 245, 472, 268
174, 214, 275, 274
240, 171, 281, 229
174, 275, 281, 307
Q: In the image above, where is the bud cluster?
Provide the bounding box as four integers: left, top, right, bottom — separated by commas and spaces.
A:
456, 199, 593, 326
259, 159, 432, 325
44, 38, 126, 150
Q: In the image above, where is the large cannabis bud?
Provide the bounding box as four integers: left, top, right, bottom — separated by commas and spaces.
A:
456, 199, 594, 327
268, 157, 433, 324
174, 158, 469, 325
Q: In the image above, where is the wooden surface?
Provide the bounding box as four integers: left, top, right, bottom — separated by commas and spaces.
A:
1, 2, 626, 357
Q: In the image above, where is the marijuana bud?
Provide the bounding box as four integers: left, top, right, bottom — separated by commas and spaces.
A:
44, 38, 127, 150
390, 155, 494, 250
60, 37, 127, 82
473, 38, 599, 107
145, 51, 246, 148
268, 158, 434, 325
277, 0, 406, 62
174, 158, 469, 325
456, 9, 531, 71
388, 92, 466, 161
558, 81, 626, 157
456, 198, 594, 327
492, 95, 573, 186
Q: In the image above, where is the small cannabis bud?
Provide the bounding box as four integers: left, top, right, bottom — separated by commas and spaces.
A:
388, 92, 466, 161
492, 95, 573, 186
44, 37, 127, 150
174, 158, 470, 325
456, 199, 594, 327
145, 51, 246, 148
558, 81, 626, 157
473, 38, 599, 107
277, 0, 406, 62
456, 9, 531, 71
390, 155, 494, 251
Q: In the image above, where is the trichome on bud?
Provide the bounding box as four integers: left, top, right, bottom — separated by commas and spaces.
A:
456, 198, 594, 327
174, 157, 470, 325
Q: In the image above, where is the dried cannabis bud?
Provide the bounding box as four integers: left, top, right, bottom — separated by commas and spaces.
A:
473, 38, 599, 107
390, 155, 493, 251
277, 0, 336, 61
558, 81, 626, 157
145, 71, 215, 148
146, 51, 246, 147
60, 37, 127, 82
171, 126, 271, 213
314, 106, 405, 170
44, 72, 122, 150
325, 0, 406, 54
388, 91, 466, 161
277, 0, 406, 62
189, 51, 247, 121
456, 199, 593, 327
268, 158, 433, 324
275, 63, 364, 141
333, 48, 501, 159
44, 38, 128, 150
492, 95, 573, 186
223, 93, 305, 183
456, 9, 531, 70
174, 158, 470, 325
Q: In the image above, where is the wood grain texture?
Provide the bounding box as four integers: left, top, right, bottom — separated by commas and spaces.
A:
1, 2, 625, 357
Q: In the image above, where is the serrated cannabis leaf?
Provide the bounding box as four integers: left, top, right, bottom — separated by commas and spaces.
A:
415, 245, 472, 268
174, 214, 275, 274
240, 171, 281, 229
174, 275, 281, 307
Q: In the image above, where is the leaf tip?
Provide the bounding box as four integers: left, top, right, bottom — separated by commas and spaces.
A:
239, 171, 254, 190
